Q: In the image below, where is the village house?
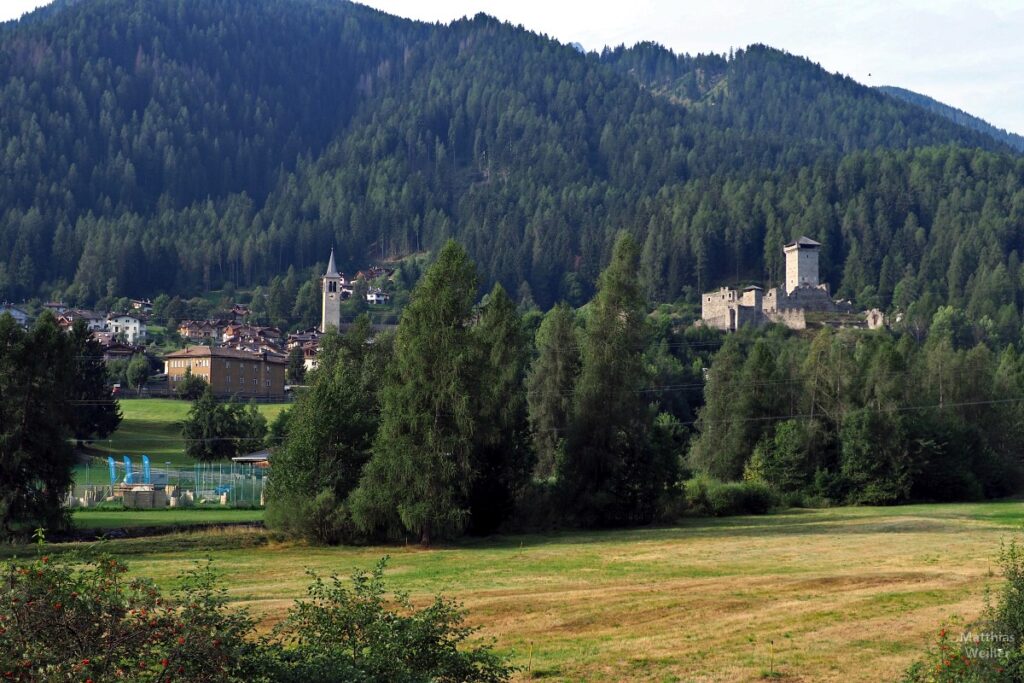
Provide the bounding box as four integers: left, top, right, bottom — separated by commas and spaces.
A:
221, 323, 283, 349
287, 327, 321, 350
0, 303, 29, 328
130, 298, 153, 313
108, 314, 147, 344
42, 301, 67, 315
177, 319, 227, 341
229, 303, 250, 321
58, 309, 108, 332
302, 341, 319, 372
91, 332, 140, 362
365, 287, 390, 305
164, 346, 287, 399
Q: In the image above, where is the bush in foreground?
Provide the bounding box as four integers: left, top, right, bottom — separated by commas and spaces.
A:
0, 552, 512, 682
903, 540, 1024, 682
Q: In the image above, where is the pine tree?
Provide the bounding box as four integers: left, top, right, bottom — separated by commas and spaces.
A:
526, 302, 580, 479
351, 241, 479, 545
67, 319, 122, 440
286, 345, 306, 384
467, 283, 531, 534
688, 336, 747, 479
561, 233, 659, 525
0, 313, 76, 534
267, 319, 387, 543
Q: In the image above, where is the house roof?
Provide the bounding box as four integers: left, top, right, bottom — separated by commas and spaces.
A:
784, 236, 821, 249
743, 285, 764, 291
324, 248, 339, 278
232, 449, 271, 463
164, 346, 287, 364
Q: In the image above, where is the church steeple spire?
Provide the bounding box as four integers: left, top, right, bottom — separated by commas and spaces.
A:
324, 248, 339, 278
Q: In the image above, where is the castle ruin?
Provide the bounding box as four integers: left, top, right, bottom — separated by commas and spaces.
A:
701, 237, 837, 331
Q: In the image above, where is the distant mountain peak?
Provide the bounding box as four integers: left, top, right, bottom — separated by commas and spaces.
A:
876, 85, 1024, 152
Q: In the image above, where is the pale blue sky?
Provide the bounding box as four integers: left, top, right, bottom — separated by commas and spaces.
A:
3, 0, 1023, 135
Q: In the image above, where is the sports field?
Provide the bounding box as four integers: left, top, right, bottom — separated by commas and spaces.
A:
31, 502, 1024, 681
87, 398, 289, 464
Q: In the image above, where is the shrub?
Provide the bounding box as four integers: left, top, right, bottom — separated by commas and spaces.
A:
266, 489, 359, 545
0, 553, 258, 681
264, 558, 514, 682
903, 540, 1024, 682
0, 552, 512, 682
683, 477, 778, 517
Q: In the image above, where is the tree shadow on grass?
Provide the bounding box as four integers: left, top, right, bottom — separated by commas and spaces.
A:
449, 506, 992, 552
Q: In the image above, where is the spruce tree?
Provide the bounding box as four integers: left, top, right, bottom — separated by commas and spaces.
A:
0, 313, 76, 534
467, 283, 531, 534
561, 233, 658, 525
688, 335, 747, 480
351, 241, 479, 545
526, 302, 580, 479
67, 319, 122, 441
266, 319, 387, 543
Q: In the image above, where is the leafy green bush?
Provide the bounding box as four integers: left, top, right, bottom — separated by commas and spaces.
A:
683, 477, 778, 517
264, 558, 513, 682
903, 540, 1024, 682
0, 553, 259, 681
0, 553, 512, 682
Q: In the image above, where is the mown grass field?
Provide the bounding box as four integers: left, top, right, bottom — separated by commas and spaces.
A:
17, 502, 1024, 681
71, 507, 264, 530
87, 398, 290, 465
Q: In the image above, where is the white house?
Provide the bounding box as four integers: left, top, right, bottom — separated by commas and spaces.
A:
0, 304, 29, 328
108, 314, 147, 344
365, 287, 390, 305
60, 309, 108, 332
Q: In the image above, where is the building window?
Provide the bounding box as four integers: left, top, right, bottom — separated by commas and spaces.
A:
253, 378, 258, 385
265, 379, 271, 387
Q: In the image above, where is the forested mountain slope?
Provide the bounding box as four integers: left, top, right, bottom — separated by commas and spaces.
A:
1, 0, 1021, 317
877, 85, 1024, 153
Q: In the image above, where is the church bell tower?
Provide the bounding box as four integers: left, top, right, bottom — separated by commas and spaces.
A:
321, 248, 342, 332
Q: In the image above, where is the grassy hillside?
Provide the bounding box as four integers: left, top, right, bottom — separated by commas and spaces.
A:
89, 398, 289, 465
24, 502, 1024, 681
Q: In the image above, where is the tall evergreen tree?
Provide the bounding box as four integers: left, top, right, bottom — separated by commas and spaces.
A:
351, 241, 479, 545
267, 319, 388, 543
526, 303, 581, 479
467, 283, 531, 534
67, 319, 122, 441
561, 234, 660, 525
0, 313, 76, 534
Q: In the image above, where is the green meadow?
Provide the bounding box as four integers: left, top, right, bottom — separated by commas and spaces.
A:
86, 398, 289, 465
13, 501, 1024, 682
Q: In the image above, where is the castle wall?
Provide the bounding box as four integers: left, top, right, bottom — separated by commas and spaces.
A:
766, 308, 807, 330
701, 287, 739, 323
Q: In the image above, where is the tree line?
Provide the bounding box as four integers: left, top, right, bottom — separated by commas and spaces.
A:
269, 235, 1024, 545
691, 314, 1024, 505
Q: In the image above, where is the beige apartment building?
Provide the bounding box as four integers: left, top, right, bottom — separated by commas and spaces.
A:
164, 346, 287, 399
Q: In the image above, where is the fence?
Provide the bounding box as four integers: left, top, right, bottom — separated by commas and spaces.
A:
70, 459, 267, 508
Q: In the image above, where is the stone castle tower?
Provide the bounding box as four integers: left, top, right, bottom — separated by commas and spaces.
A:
701, 235, 836, 331
783, 236, 821, 294
321, 248, 342, 332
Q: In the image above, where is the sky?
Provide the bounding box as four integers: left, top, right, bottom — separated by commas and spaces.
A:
2, 0, 1022, 135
